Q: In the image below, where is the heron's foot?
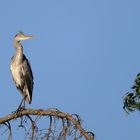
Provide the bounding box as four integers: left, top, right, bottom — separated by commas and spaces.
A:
17, 106, 25, 111
16, 106, 26, 113
12, 106, 26, 115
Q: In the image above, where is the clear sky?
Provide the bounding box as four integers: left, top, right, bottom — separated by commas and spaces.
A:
0, 0, 140, 139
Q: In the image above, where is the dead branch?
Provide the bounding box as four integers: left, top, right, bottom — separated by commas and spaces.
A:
0, 108, 94, 140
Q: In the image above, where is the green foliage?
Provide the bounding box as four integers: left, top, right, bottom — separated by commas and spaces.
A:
123, 73, 140, 113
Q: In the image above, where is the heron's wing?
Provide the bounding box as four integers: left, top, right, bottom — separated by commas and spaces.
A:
21, 54, 34, 102
22, 54, 34, 80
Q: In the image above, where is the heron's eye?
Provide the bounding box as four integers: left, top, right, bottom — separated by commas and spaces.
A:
15, 34, 18, 37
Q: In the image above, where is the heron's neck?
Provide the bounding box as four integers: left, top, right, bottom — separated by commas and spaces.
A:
14, 40, 23, 63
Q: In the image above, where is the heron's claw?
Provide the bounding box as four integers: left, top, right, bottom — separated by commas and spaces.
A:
12, 106, 26, 115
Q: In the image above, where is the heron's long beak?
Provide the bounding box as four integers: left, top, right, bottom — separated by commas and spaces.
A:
20, 35, 33, 40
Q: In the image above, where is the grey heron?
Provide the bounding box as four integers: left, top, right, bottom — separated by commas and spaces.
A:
10, 31, 34, 108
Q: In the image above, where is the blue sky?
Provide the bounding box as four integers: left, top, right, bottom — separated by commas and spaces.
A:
0, 0, 140, 139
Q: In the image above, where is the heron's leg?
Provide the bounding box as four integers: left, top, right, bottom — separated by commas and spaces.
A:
16, 97, 25, 111
15, 97, 26, 126
23, 97, 26, 109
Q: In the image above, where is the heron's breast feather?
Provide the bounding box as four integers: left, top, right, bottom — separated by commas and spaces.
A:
10, 63, 22, 87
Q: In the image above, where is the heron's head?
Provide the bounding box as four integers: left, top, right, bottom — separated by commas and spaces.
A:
14, 31, 33, 41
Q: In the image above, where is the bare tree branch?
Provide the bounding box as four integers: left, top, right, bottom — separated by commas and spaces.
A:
0, 108, 94, 140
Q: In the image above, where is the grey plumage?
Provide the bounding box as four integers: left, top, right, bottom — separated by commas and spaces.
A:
10, 32, 34, 104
